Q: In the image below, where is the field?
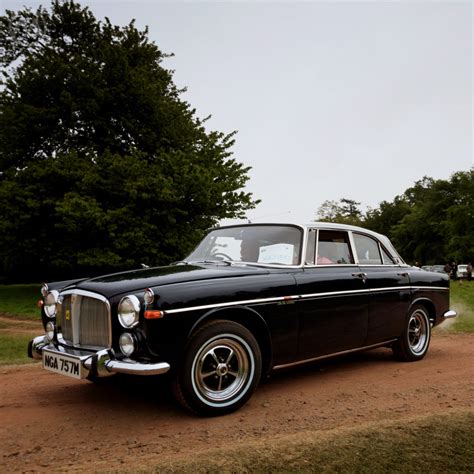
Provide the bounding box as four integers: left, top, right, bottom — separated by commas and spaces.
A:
0, 281, 472, 472
449, 281, 474, 331
0, 284, 40, 319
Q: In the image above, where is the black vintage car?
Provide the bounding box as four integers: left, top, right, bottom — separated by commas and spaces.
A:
29, 223, 456, 415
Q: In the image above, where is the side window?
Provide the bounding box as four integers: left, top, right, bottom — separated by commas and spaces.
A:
381, 246, 395, 265
353, 234, 382, 265
317, 231, 354, 265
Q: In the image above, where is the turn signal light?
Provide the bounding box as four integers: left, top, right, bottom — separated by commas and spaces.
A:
144, 310, 163, 319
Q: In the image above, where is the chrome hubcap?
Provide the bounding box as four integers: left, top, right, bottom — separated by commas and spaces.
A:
408, 310, 428, 354
192, 337, 250, 403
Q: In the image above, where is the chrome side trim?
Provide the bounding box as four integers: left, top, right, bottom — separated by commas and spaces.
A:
163, 286, 449, 315
368, 285, 448, 293
442, 310, 457, 319
412, 286, 449, 292
164, 296, 291, 314
298, 288, 369, 300
272, 339, 398, 371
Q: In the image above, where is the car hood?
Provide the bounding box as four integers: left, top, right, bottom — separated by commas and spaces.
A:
65, 264, 271, 299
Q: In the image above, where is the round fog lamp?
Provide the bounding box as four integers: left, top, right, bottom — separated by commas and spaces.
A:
45, 321, 55, 341
119, 332, 136, 357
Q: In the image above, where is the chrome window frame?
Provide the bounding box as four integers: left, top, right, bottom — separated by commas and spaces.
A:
303, 227, 358, 268
352, 232, 384, 266
303, 227, 402, 268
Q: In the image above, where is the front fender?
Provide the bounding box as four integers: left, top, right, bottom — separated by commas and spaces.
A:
187, 305, 273, 375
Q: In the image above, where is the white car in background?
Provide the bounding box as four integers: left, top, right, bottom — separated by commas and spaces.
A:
457, 264, 472, 279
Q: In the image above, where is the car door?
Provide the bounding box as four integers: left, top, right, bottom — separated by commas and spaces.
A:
351, 232, 411, 345
295, 229, 369, 360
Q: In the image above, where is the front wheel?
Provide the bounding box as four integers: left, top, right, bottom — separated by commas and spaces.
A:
173, 320, 262, 416
393, 305, 431, 361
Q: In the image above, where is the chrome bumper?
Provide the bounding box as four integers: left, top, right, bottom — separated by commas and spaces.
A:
28, 335, 170, 378
442, 310, 457, 319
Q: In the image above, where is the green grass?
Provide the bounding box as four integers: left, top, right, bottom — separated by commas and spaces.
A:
0, 284, 42, 365
151, 410, 474, 473
0, 333, 38, 366
0, 284, 41, 319
450, 281, 474, 332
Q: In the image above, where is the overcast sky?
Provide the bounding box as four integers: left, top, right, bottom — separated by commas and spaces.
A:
4, 0, 473, 225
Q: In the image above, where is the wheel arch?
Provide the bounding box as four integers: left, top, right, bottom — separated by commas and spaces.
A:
187, 306, 273, 376
410, 298, 436, 325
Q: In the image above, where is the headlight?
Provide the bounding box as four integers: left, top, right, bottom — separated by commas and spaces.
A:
44, 291, 59, 318
119, 332, 136, 357
118, 295, 140, 328
45, 321, 55, 341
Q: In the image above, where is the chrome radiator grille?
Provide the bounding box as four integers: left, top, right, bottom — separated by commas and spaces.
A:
58, 291, 111, 349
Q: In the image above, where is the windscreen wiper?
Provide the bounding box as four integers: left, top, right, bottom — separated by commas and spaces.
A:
189, 259, 233, 266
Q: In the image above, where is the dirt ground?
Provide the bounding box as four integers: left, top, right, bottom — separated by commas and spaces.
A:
1, 333, 473, 472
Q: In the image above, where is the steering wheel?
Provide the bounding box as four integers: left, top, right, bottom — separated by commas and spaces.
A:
212, 252, 233, 261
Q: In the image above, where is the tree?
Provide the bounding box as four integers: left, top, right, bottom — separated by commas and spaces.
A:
0, 1, 258, 281
315, 198, 363, 226
363, 197, 411, 235
312, 171, 473, 265
364, 171, 473, 264
438, 170, 473, 262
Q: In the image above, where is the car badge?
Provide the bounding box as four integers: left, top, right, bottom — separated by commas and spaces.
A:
65, 309, 71, 321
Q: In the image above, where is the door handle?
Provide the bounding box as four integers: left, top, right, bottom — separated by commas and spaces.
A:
397, 272, 409, 278
352, 272, 368, 281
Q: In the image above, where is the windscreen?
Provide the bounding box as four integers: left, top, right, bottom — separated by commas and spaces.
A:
187, 225, 303, 266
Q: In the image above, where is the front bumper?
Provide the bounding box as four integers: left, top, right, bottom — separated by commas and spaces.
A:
28, 335, 170, 379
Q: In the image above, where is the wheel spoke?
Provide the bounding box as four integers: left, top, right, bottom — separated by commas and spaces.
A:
217, 375, 223, 391
200, 370, 216, 380
227, 369, 239, 378
210, 349, 220, 365
225, 348, 235, 365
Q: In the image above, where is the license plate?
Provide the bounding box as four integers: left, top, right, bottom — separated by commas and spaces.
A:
42, 349, 83, 379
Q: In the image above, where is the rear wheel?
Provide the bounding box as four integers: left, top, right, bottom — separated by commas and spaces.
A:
393, 305, 431, 361
173, 320, 262, 416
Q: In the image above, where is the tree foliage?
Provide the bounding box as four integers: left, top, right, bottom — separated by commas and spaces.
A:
0, 1, 258, 281
315, 198, 363, 226
317, 170, 474, 264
